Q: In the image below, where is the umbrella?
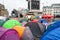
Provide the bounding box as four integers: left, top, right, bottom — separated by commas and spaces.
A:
42, 14, 54, 18
3, 19, 22, 29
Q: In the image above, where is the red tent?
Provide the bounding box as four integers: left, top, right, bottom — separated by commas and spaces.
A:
31, 19, 38, 22
42, 14, 54, 18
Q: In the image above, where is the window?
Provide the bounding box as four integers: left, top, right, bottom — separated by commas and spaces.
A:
31, 1, 40, 10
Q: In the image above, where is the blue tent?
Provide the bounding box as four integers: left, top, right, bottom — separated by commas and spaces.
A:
39, 19, 57, 26
40, 20, 60, 40
39, 19, 48, 26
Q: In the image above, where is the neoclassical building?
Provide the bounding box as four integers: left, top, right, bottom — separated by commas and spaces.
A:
0, 4, 9, 17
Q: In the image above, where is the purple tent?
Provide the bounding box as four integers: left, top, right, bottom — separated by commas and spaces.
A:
22, 27, 34, 40
0, 27, 20, 40
25, 22, 46, 40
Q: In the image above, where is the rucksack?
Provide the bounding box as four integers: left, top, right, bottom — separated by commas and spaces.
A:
13, 26, 34, 40
0, 27, 20, 40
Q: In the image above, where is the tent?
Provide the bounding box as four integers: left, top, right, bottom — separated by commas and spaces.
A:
0, 27, 20, 40
0, 16, 9, 26
13, 26, 25, 38
25, 22, 46, 40
3, 19, 22, 29
40, 20, 60, 40
42, 14, 54, 18
0, 20, 5, 26
13, 26, 34, 40
31, 19, 38, 22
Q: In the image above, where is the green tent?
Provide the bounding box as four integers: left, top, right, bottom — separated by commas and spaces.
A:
3, 19, 22, 29
0, 20, 5, 26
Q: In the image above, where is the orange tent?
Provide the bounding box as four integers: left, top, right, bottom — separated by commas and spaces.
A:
13, 26, 25, 38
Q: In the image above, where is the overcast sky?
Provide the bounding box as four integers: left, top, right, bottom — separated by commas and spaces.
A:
0, 0, 60, 15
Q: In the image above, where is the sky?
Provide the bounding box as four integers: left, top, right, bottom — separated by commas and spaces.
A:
0, 0, 60, 15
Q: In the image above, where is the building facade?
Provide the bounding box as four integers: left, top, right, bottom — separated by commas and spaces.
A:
27, 0, 40, 12
52, 4, 60, 15
43, 6, 54, 15
43, 4, 60, 15
0, 4, 9, 17
26, 0, 41, 16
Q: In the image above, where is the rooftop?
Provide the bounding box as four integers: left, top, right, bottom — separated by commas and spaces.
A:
43, 6, 52, 8
52, 4, 60, 7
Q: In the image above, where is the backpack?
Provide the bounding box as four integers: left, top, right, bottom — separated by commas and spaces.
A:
0, 27, 20, 40
13, 26, 34, 40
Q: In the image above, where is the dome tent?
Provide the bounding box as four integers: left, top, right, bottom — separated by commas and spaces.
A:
40, 21, 60, 40
0, 16, 9, 26
0, 27, 20, 40
13, 25, 34, 40
0, 20, 5, 26
42, 14, 54, 18
13, 26, 25, 38
3, 19, 22, 29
